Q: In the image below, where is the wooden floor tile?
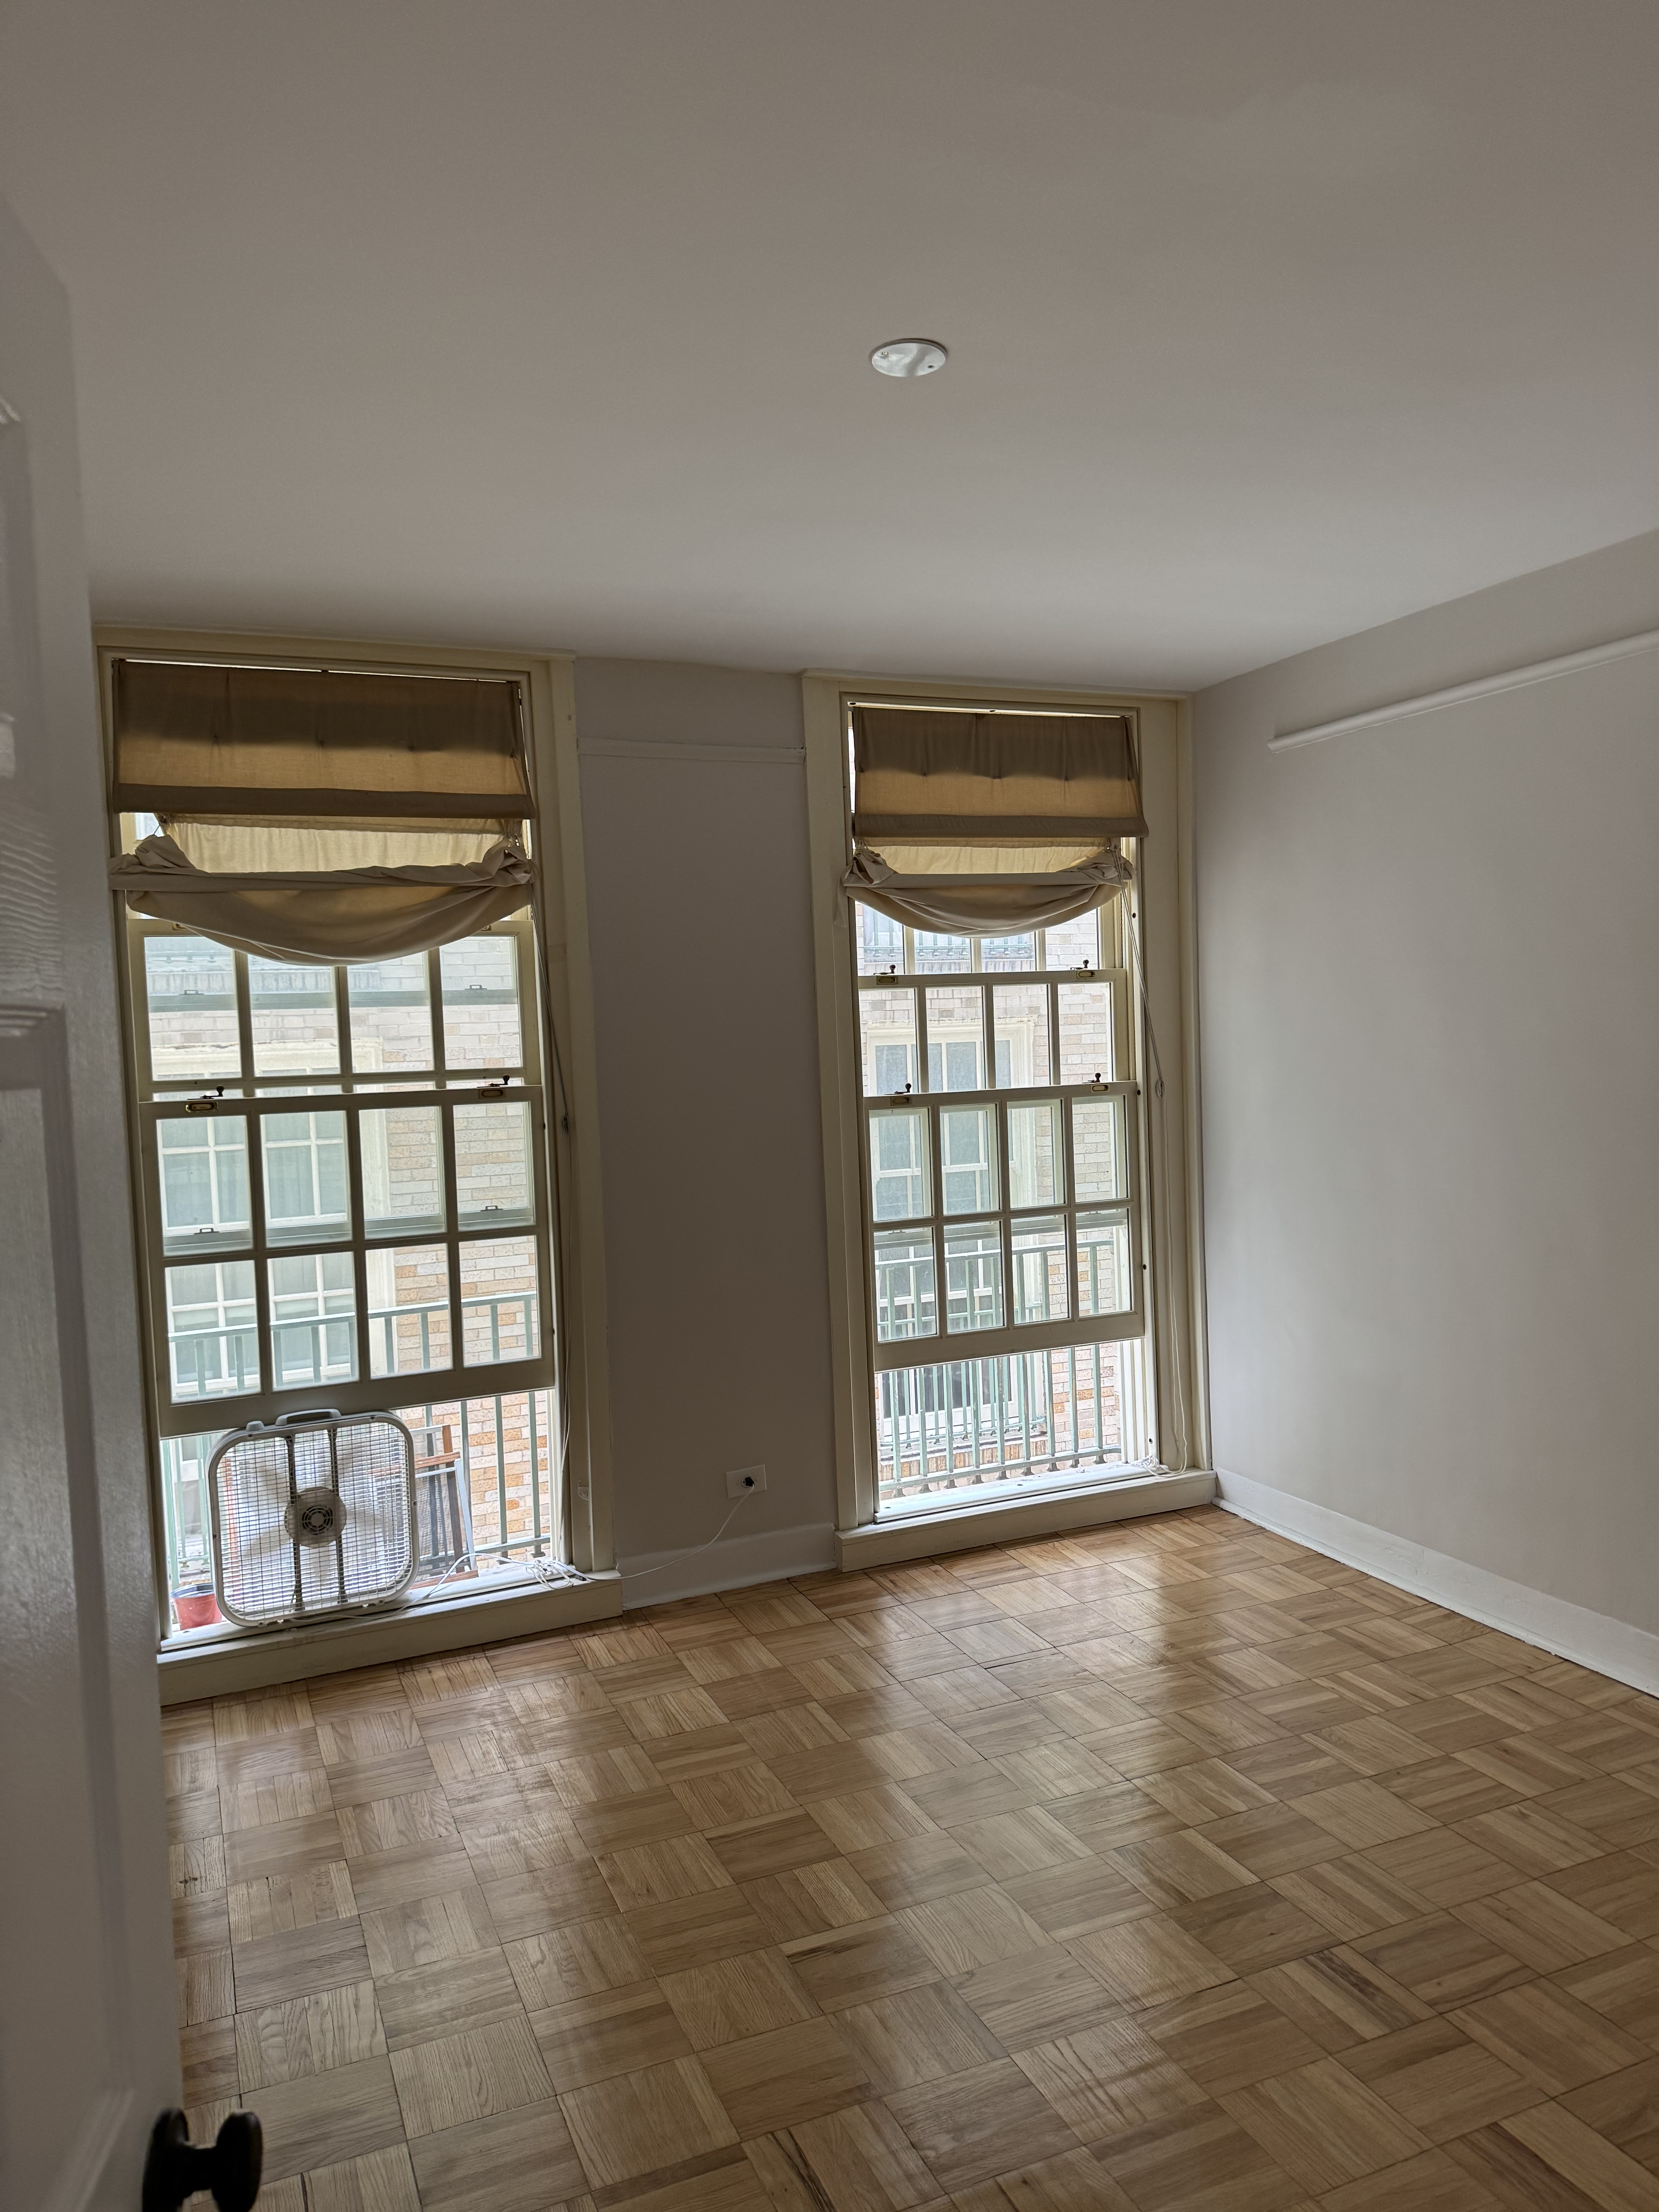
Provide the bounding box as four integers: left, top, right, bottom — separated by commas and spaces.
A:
834, 1978, 1006, 2091
362, 1886, 496, 1979
254, 2052, 406, 2182
659, 1949, 818, 2049
1092, 2100, 1306, 2212
533, 1979, 696, 2087
1266, 1855, 1434, 1942
1447, 2102, 1659, 2211
1554, 1944, 1659, 2046
1561, 2059, 1659, 2178
1319, 2147, 1510, 2211
1451, 1980, 1651, 2095
1167, 1883, 1330, 1974
1337, 2018, 1543, 2141
1351, 1915, 1535, 2010
390, 2014, 553, 2135
302, 2143, 422, 2212
783, 1915, 940, 2011
235, 1979, 385, 2088
887, 2056, 1080, 2190
374, 1948, 524, 2049
745, 1859, 887, 1943
628, 1889, 773, 1977
232, 1918, 374, 2009
1013, 2017, 1209, 2143
407, 2098, 589, 2212
1138, 1984, 1323, 2096
1074, 1912, 1235, 2008
950, 1948, 1124, 2051
700, 2016, 871, 2137
1000, 1855, 1157, 1942
746, 2099, 940, 2212
1246, 1948, 1434, 2054
1219, 2056, 1431, 2192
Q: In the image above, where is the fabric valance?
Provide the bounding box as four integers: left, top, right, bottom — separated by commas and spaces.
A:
112, 659, 531, 822
843, 845, 1132, 937
110, 832, 534, 963
850, 706, 1146, 844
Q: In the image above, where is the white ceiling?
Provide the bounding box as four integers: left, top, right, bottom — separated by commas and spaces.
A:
2, 0, 1655, 690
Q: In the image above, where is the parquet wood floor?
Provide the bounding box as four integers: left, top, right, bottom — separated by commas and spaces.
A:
166, 1505, 1659, 2212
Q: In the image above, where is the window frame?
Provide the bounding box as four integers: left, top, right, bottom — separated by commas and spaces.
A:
127, 911, 555, 1434
98, 629, 618, 1653
803, 673, 1209, 1545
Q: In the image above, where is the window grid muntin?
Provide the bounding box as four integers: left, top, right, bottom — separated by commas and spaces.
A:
128, 914, 552, 1438
852, 894, 1142, 1377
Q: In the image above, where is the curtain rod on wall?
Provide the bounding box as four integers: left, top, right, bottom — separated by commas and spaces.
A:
1269, 624, 1659, 753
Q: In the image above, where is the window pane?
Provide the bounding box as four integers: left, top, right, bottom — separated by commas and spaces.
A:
868, 1106, 930, 1221
925, 988, 985, 1093
1057, 978, 1115, 1085
912, 931, 971, 975
1077, 1207, 1132, 1315
940, 1105, 996, 1215
1045, 910, 1100, 971
860, 988, 917, 1098
144, 937, 239, 1086
1072, 1096, 1127, 1202
367, 1244, 452, 1378
980, 933, 1036, 973
1012, 1214, 1069, 1325
261, 1110, 351, 1244
944, 1223, 1004, 1334
360, 1104, 445, 1237
455, 1101, 535, 1228
459, 1237, 541, 1366
166, 1260, 258, 1403
249, 957, 340, 1077
158, 1116, 250, 1254
441, 935, 523, 1069
854, 903, 905, 977
349, 953, 434, 1074
268, 1252, 358, 1389
873, 1228, 937, 1343
992, 986, 1052, 1089
1007, 1099, 1063, 1209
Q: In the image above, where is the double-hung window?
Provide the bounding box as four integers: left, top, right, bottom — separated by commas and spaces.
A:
856, 900, 1150, 1505
811, 692, 1176, 1521
106, 649, 569, 1637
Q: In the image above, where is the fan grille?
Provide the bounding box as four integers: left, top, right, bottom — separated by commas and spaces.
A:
209, 1413, 417, 1627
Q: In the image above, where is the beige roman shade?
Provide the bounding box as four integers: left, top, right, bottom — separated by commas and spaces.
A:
845, 705, 1144, 934
111, 659, 531, 821
109, 658, 537, 960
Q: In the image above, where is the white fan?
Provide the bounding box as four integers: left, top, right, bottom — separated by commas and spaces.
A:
206, 1409, 418, 1628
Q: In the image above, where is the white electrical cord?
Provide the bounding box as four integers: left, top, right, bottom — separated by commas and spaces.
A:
620, 1494, 751, 1583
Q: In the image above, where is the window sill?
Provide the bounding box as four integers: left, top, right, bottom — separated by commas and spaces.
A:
156, 1565, 622, 1702
836, 1464, 1214, 1570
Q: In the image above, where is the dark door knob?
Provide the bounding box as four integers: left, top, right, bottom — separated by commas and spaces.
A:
143, 2109, 263, 2212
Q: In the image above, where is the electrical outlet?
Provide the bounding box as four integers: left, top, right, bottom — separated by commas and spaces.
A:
726, 1463, 767, 1498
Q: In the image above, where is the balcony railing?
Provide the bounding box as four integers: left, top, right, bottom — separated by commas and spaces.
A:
876, 1341, 1137, 1504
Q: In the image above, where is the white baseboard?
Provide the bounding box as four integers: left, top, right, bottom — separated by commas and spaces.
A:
619, 1520, 836, 1607
1217, 1467, 1659, 1698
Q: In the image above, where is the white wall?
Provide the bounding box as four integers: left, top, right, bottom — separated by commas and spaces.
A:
574, 660, 838, 1590
1193, 529, 1659, 1648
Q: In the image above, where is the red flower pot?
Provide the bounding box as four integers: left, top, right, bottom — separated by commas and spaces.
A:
173, 1588, 222, 1630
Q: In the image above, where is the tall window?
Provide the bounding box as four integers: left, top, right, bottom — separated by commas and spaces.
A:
833, 698, 1155, 1514
853, 898, 1152, 1508
106, 651, 565, 1636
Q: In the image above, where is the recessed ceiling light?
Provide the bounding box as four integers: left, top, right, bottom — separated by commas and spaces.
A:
871, 338, 948, 379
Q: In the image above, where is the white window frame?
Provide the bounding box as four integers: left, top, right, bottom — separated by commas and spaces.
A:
98, 629, 621, 1674
803, 673, 1212, 1563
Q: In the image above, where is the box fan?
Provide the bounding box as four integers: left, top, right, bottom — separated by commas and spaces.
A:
205, 1409, 419, 1628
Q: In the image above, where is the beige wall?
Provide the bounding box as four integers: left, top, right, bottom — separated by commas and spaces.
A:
573, 660, 838, 1579
1193, 529, 1659, 1635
